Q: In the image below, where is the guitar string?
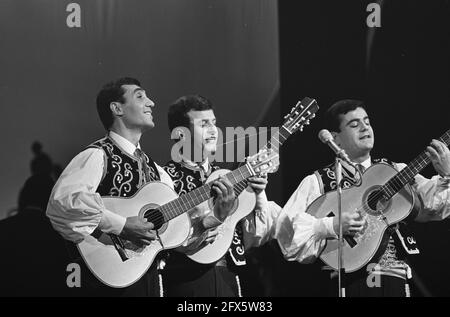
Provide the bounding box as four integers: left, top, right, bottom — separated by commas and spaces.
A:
147, 129, 449, 228
212, 111, 311, 148
144, 109, 318, 225
144, 128, 291, 224
352, 130, 450, 218
144, 166, 253, 224
226, 129, 288, 196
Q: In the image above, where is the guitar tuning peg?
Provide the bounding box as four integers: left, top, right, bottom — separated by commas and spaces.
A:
311, 114, 315, 118
300, 105, 304, 109
305, 120, 310, 125
284, 114, 289, 119
300, 126, 304, 132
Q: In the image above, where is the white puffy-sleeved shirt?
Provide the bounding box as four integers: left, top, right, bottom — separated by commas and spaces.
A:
275, 157, 450, 278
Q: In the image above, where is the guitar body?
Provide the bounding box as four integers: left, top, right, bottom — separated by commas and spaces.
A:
77, 182, 191, 288
307, 163, 415, 272
186, 169, 256, 264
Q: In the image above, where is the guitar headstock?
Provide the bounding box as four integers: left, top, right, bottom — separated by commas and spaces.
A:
283, 97, 319, 135
246, 148, 279, 176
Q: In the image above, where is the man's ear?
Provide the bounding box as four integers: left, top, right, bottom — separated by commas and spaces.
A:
110, 102, 123, 116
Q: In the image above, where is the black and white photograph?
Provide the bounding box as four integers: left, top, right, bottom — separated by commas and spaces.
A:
0, 0, 449, 301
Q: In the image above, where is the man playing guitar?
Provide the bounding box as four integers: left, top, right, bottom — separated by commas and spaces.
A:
161, 94, 281, 297
276, 99, 450, 297
46, 78, 236, 296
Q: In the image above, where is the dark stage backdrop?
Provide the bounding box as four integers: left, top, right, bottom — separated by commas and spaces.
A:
279, 0, 450, 296
1, 0, 449, 297
0, 0, 281, 219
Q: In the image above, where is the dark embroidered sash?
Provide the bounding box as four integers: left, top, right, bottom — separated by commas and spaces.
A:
227, 220, 246, 266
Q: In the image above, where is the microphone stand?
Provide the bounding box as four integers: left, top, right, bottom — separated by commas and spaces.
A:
335, 157, 345, 297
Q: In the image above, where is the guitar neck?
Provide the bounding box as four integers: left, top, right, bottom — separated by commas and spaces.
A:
160, 163, 255, 222
381, 129, 450, 199
232, 125, 292, 196
157, 97, 317, 218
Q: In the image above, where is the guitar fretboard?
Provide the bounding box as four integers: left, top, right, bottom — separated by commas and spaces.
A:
156, 163, 255, 222
231, 97, 318, 196
151, 97, 317, 223
381, 129, 450, 199
233, 126, 291, 196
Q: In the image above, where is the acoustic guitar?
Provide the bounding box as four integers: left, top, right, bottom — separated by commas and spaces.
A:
307, 129, 450, 272
77, 147, 280, 287
187, 97, 319, 264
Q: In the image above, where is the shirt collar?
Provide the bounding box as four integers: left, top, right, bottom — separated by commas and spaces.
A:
108, 131, 141, 156
177, 153, 210, 172
358, 157, 371, 169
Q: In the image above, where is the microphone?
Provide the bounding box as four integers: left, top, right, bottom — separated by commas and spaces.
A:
318, 129, 355, 167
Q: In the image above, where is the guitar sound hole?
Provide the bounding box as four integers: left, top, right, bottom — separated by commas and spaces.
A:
367, 191, 381, 211
144, 209, 165, 230
365, 187, 388, 216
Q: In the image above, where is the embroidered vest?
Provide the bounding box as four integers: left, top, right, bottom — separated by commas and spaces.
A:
163, 160, 218, 196
163, 160, 246, 267
87, 136, 160, 197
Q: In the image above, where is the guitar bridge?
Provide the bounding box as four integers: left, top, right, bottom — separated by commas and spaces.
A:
344, 236, 357, 248
377, 210, 389, 226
